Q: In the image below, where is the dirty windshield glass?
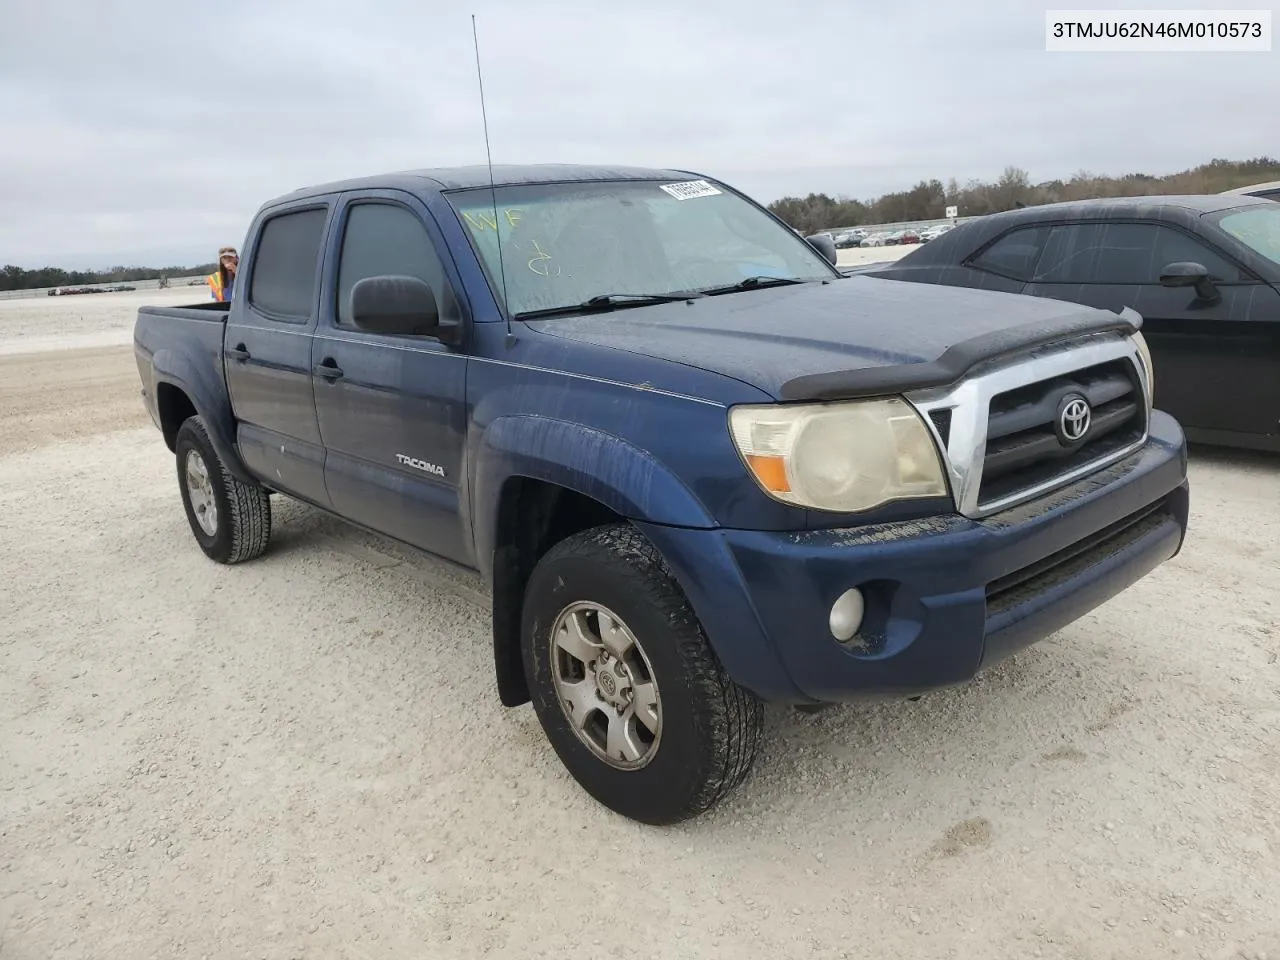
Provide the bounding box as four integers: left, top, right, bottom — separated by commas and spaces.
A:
444, 178, 836, 317
1215, 206, 1280, 268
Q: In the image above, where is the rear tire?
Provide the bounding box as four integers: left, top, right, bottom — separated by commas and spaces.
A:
521, 523, 763, 825
174, 416, 271, 564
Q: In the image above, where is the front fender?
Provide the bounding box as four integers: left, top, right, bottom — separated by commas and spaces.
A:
472, 415, 717, 582
472, 414, 804, 704
150, 346, 256, 486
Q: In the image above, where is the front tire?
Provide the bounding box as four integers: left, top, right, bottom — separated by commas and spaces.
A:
521, 524, 763, 825
174, 416, 271, 564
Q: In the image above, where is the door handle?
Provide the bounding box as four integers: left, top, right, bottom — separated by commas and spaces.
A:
227, 344, 250, 362
314, 359, 344, 380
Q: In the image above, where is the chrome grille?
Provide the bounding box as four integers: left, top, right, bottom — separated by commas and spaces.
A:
907, 333, 1152, 520
978, 359, 1146, 507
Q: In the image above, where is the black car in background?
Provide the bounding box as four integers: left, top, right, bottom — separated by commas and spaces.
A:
856, 195, 1280, 453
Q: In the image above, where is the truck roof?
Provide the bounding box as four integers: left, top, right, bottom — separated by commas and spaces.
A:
275, 163, 702, 205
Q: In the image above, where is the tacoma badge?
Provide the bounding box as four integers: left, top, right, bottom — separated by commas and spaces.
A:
395, 454, 446, 477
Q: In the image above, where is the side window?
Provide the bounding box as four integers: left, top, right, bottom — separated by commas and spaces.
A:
1153, 225, 1244, 281
1033, 222, 1242, 284
968, 227, 1049, 280
248, 207, 328, 318
335, 202, 462, 330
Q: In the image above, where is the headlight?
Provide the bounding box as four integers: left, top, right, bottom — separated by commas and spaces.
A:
728, 397, 949, 513
1131, 330, 1154, 398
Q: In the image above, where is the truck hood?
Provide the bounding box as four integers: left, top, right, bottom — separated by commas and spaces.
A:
528, 275, 1138, 401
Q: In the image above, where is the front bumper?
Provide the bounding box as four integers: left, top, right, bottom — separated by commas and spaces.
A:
638, 410, 1189, 704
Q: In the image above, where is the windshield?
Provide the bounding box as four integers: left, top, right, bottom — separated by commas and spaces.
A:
444, 178, 837, 317
1215, 205, 1280, 267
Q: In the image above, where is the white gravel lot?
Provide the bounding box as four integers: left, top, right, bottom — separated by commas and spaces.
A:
0, 287, 206, 355
1, 284, 1277, 960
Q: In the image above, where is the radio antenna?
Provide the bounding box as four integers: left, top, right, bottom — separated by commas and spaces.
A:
471, 14, 512, 341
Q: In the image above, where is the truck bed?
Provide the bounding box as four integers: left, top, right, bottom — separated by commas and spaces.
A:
137, 301, 230, 323
133, 301, 235, 459
134, 302, 230, 365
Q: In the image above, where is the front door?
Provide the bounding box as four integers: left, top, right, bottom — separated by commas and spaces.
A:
1021, 219, 1274, 439
224, 202, 333, 507
311, 191, 473, 566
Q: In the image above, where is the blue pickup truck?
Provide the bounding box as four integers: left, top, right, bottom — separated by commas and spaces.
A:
134, 164, 1191, 824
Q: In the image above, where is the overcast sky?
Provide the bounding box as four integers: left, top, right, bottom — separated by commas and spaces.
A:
1, 0, 1274, 268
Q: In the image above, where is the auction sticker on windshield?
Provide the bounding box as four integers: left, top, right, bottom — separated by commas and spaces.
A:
659, 179, 722, 200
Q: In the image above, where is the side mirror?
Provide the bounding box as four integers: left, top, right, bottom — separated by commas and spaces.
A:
1159, 261, 1220, 302
350, 274, 455, 339
805, 233, 838, 266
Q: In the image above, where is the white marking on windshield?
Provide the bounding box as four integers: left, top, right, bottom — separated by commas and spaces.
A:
659, 180, 722, 201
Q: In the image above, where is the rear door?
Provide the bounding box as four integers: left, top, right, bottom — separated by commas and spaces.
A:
1022, 219, 1277, 438
310, 190, 473, 566
224, 201, 333, 507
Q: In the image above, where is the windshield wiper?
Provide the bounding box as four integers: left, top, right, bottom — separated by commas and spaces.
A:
697, 275, 808, 296
513, 292, 703, 320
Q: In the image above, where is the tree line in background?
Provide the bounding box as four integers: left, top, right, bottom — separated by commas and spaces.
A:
3, 156, 1278, 290
0, 262, 218, 293
766, 156, 1280, 235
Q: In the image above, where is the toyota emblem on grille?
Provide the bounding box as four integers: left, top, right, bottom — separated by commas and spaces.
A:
1057, 394, 1092, 444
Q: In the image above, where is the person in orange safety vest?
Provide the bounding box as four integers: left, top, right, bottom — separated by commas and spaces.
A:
206, 247, 239, 301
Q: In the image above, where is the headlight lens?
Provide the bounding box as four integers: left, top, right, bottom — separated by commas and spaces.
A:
728, 397, 949, 513
1131, 330, 1154, 398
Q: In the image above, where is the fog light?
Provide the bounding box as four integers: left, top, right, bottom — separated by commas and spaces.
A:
829, 588, 866, 643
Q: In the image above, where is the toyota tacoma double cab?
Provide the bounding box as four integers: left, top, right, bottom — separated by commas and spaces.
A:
133, 163, 1191, 824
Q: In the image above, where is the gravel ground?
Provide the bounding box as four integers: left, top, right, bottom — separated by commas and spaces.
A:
1, 290, 1277, 960
0, 287, 203, 356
